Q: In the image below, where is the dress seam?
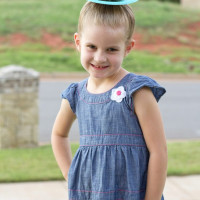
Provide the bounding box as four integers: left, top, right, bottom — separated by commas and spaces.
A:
80, 133, 143, 137
68, 188, 145, 193
79, 144, 146, 147
77, 75, 135, 104
77, 84, 111, 104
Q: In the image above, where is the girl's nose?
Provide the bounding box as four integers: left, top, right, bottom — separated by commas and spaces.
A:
94, 50, 107, 63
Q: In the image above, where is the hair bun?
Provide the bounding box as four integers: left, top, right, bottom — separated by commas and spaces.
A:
88, 0, 138, 5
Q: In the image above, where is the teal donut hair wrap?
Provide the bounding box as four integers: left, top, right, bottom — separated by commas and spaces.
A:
88, 0, 138, 5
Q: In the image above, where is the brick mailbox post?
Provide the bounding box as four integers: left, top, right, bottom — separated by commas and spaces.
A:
0, 65, 39, 149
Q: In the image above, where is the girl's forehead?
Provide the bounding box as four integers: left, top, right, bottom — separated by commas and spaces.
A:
81, 23, 126, 43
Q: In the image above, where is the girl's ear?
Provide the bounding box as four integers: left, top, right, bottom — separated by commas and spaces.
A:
125, 39, 135, 56
74, 33, 81, 51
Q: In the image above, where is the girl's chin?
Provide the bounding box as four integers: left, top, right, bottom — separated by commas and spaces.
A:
88, 71, 109, 79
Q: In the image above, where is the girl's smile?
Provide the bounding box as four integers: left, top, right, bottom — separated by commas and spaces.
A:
90, 64, 109, 70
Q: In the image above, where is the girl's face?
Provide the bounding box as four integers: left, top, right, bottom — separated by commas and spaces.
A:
74, 23, 134, 80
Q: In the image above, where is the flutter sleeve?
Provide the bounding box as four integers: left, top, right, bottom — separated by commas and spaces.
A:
126, 75, 166, 111
61, 83, 78, 113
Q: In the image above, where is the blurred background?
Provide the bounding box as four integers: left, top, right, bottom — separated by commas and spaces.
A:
0, 0, 200, 199
0, 0, 200, 74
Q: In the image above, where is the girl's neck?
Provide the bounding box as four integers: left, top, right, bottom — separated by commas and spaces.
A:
87, 69, 129, 94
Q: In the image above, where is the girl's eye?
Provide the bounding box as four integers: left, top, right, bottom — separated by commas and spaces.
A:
87, 45, 96, 49
108, 48, 117, 52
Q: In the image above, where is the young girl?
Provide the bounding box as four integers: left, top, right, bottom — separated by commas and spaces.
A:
52, 0, 167, 199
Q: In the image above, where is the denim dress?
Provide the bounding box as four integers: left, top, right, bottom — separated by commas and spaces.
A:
62, 73, 166, 200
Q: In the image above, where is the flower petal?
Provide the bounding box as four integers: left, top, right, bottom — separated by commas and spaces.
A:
110, 86, 126, 103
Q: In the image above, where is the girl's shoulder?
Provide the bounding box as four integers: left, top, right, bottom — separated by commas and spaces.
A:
61, 79, 87, 113
125, 73, 166, 102
125, 73, 159, 85
61, 82, 78, 99
61, 78, 87, 97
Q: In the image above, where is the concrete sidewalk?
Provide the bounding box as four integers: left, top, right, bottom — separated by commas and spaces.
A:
0, 175, 199, 200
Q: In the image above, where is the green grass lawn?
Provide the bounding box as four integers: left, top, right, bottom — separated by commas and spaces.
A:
0, 0, 83, 40
0, 0, 199, 38
0, 0, 200, 73
0, 44, 200, 73
0, 140, 199, 183
134, 1, 200, 37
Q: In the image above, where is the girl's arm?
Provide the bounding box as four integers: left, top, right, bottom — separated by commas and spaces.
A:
51, 99, 76, 181
133, 87, 168, 200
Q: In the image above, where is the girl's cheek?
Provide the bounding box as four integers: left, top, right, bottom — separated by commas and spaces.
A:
85, 52, 93, 60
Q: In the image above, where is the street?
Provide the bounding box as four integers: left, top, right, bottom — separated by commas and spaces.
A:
39, 80, 200, 143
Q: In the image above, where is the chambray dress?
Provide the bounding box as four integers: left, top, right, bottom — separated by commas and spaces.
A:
62, 73, 166, 200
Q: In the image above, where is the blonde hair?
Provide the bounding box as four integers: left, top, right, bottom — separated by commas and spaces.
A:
78, 2, 135, 43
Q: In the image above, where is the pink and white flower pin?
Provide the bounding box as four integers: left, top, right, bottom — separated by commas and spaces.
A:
111, 86, 126, 103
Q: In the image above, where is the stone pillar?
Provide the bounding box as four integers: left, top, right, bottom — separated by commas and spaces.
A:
181, 0, 200, 9
0, 65, 39, 149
